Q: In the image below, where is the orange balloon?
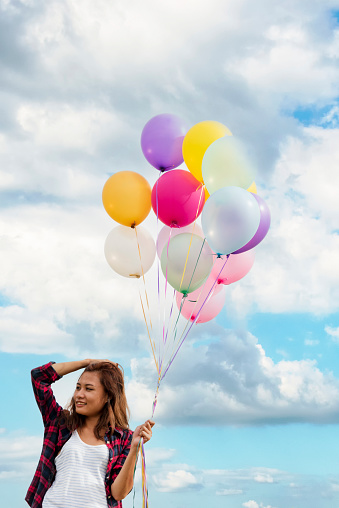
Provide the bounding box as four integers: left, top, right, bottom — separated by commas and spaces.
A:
102, 171, 151, 227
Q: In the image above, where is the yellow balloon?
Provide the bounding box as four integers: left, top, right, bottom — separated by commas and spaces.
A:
182, 121, 232, 183
102, 171, 151, 227
205, 182, 256, 201
247, 181, 257, 193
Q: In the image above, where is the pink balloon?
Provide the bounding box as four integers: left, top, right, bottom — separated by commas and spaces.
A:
156, 223, 204, 258
151, 169, 205, 228
211, 250, 255, 285
176, 283, 225, 323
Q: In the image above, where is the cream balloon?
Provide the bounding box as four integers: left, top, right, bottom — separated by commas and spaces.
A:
104, 225, 156, 278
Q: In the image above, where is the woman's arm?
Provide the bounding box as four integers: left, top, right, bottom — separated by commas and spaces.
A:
52, 359, 116, 376
52, 359, 90, 377
111, 420, 154, 501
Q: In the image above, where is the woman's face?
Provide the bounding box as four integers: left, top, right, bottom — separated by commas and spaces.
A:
74, 371, 108, 418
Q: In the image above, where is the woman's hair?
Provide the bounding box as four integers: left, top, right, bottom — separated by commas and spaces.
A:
62, 362, 130, 440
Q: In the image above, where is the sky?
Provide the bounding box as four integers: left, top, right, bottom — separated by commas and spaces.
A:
0, 1, 339, 507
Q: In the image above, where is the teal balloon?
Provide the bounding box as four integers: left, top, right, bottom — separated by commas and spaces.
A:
202, 137, 255, 194
160, 233, 213, 294
201, 186, 260, 255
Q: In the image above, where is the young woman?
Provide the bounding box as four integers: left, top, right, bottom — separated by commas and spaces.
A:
25, 359, 154, 508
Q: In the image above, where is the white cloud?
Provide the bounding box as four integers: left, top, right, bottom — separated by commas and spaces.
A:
216, 488, 243, 495
127, 329, 339, 426
0, 305, 75, 354
16, 103, 125, 154
325, 325, 339, 342
243, 502, 274, 508
243, 502, 260, 508
304, 339, 319, 346
254, 473, 274, 484
152, 469, 200, 492
0, 430, 42, 483
229, 125, 339, 316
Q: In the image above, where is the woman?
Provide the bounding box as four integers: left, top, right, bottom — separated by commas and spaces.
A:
25, 359, 154, 508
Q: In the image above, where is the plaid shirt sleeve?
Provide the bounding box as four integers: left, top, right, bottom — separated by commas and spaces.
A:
110, 429, 133, 486
31, 362, 63, 426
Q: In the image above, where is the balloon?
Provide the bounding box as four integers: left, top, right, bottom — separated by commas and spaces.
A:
202, 137, 255, 194
201, 186, 260, 255
247, 181, 257, 193
104, 225, 155, 278
182, 121, 232, 183
151, 170, 205, 228
156, 223, 204, 258
102, 171, 151, 227
176, 284, 225, 323
160, 233, 213, 294
210, 250, 255, 285
233, 194, 271, 254
141, 114, 188, 171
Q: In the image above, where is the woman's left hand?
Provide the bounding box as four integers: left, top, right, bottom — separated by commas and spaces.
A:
132, 419, 155, 448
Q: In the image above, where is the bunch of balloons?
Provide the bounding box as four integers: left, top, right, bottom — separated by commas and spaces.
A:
102, 116, 270, 508
103, 113, 270, 329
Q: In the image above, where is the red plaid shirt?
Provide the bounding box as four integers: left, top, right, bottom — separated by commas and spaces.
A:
25, 362, 133, 508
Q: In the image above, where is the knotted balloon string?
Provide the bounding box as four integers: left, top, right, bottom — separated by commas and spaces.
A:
151, 375, 161, 418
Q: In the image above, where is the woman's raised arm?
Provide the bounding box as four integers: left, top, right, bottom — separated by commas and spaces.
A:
52, 359, 117, 377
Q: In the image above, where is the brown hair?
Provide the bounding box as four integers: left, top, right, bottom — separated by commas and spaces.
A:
62, 362, 130, 440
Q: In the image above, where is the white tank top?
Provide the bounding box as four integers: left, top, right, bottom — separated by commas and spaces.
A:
43, 430, 109, 508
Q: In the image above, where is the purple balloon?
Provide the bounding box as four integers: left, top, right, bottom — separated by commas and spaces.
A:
233, 193, 271, 254
141, 114, 188, 171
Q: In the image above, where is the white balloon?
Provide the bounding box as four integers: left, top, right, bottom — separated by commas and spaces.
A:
104, 225, 156, 278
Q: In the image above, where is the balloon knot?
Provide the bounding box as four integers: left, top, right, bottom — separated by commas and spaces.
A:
131, 222, 136, 229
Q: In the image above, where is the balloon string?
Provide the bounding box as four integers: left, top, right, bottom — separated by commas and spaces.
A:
163, 227, 173, 345
132, 438, 148, 508
164, 237, 207, 361
158, 289, 186, 380
163, 184, 205, 359
178, 184, 205, 293
134, 227, 159, 375
168, 254, 219, 348
139, 290, 159, 375
135, 226, 154, 331
155, 174, 165, 376
151, 375, 161, 418
161, 255, 230, 381
184, 254, 220, 325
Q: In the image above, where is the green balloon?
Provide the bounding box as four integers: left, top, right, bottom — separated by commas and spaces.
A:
202, 137, 255, 195
160, 233, 213, 294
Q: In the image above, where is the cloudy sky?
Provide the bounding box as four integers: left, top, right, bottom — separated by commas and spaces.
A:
1, 1, 339, 507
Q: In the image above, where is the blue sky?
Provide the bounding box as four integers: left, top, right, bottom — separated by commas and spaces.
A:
1, 1, 339, 508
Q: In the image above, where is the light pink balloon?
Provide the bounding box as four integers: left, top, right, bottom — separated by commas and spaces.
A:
156, 223, 204, 258
211, 250, 255, 285
176, 279, 225, 323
